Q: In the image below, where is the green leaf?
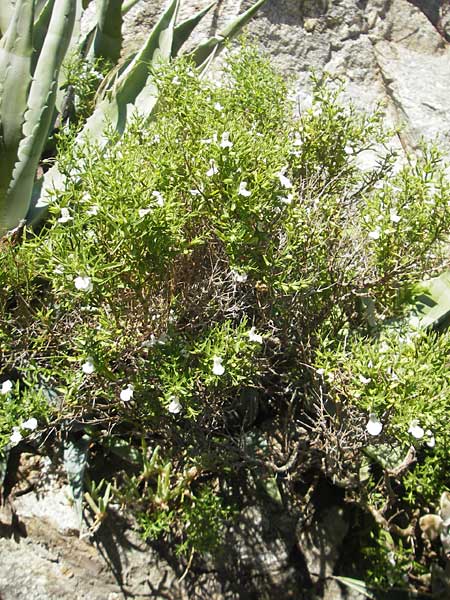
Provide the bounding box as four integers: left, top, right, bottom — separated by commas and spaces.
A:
171, 1, 215, 57
0, 1, 15, 37
91, 0, 123, 63
332, 576, 378, 599
0, 0, 34, 233
80, 0, 180, 142
411, 270, 450, 330
4, 0, 76, 235
63, 435, 90, 523
189, 0, 268, 67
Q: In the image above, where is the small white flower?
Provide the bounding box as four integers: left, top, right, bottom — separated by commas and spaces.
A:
316, 368, 325, 376
425, 429, 436, 448
54, 265, 64, 275
138, 208, 152, 218
277, 168, 293, 189
358, 374, 371, 385
1, 379, 13, 395
152, 190, 164, 207
189, 187, 202, 196
82, 358, 95, 374
390, 209, 401, 223
168, 396, 182, 414
220, 132, 233, 149
172, 75, 180, 85
279, 194, 294, 205
238, 181, 251, 197
231, 269, 247, 283
212, 356, 225, 376
366, 413, 383, 436
248, 327, 263, 344
120, 384, 134, 402
408, 419, 425, 439
86, 205, 99, 216
74, 276, 93, 293
57, 207, 73, 223
152, 134, 161, 144
344, 144, 353, 155
293, 134, 303, 147
10, 427, 22, 444
368, 226, 381, 240
214, 102, 223, 112
206, 160, 218, 177
21, 417, 38, 431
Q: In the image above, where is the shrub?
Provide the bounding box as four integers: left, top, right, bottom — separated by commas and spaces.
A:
1, 45, 450, 583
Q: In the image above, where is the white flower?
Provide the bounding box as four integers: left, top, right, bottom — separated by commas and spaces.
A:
238, 181, 251, 197
248, 327, 263, 344
316, 368, 325, 376
206, 160, 218, 177
277, 168, 293, 189
152, 190, 164, 207
366, 413, 383, 436
82, 358, 95, 374
231, 269, 247, 283
54, 265, 64, 275
21, 417, 38, 431
138, 208, 152, 218
172, 75, 180, 85
293, 134, 303, 147
120, 384, 134, 402
220, 132, 233, 149
86, 205, 99, 216
10, 427, 22, 444
344, 144, 353, 155
279, 194, 293, 205
358, 374, 371, 385
57, 207, 73, 223
168, 396, 182, 414
368, 226, 381, 240
74, 276, 93, 292
1, 379, 13, 395
390, 209, 401, 223
189, 188, 202, 196
152, 134, 160, 144
214, 102, 223, 112
425, 429, 436, 448
212, 356, 225, 376
408, 419, 425, 439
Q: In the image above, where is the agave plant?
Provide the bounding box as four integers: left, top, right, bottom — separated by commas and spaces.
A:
0, 0, 268, 237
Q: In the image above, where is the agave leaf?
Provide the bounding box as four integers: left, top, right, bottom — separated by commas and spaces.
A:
32, 0, 55, 71
91, 0, 124, 64
171, 0, 215, 57
0, 0, 34, 233
63, 435, 90, 524
122, 0, 140, 12
332, 576, 378, 600
410, 270, 450, 330
2, 0, 76, 235
80, 0, 180, 143
189, 0, 268, 67
0, 1, 15, 38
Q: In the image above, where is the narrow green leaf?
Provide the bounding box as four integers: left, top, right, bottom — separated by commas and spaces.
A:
189, 0, 268, 67
332, 576, 378, 600
32, 0, 56, 71
80, 0, 180, 143
63, 436, 90, 523
4, 0, 76, 235
91, 0, 123, 63
0, 1, 15, 37
171, 0, 215, 57
122, 0, 140, 13
0, 0, 34, 233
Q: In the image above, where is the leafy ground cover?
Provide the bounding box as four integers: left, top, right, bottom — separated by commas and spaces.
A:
1, 45, 450, 594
